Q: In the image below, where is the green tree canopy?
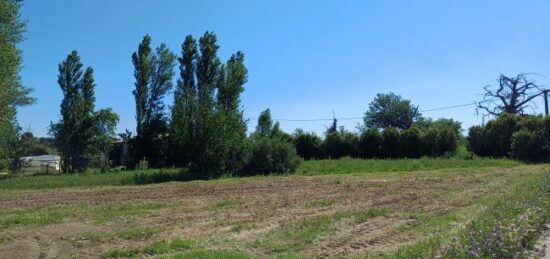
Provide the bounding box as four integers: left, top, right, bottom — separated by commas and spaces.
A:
51, 51, 119, 173
364, 92, 421, 130
0, 0, 34, 171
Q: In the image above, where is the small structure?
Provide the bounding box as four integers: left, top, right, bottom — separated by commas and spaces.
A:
19, 155, 61, 175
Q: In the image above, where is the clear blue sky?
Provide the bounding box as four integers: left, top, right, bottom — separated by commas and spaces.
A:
17, 0, 550, 137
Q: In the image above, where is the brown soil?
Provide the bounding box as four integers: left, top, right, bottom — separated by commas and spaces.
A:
0, 166, 532, 258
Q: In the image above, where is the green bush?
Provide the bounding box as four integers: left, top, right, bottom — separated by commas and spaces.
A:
358, 128, 382, 158
381, 127, 400, 158
511, 129, 543, 161
468, 114, 550, 161
245, 137, 302, 175
435, 126, 458, 156
399, 127, 422, 158
483, 113, 519, 157
421, 127, 438, 156
293, 130, 323, 160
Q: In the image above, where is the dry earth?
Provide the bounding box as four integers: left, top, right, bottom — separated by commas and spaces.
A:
0, 166, 541, 258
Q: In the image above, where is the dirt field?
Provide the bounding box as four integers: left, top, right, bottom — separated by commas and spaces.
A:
0, 165, 546, 258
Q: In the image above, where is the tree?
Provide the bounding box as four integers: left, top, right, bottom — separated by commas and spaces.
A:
171, 32, 249, 177
132, 35, 176, 167
364, 92, 421, 130
14, 132, 49, 159
256, 108, 273, 138
477, 74, 545, 116
91, 109, 119, 172
50, 51, 118, 173
171, 35, 198, 166
0, 0, 34, 171
246, 109, 301, 175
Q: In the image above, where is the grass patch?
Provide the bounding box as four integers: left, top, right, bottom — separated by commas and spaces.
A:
305, 199, 335, 208
353, 208, 391, 223
167, 249, 252, 259
0, 158, 521, 192
0, 202, 163, 230
104, 248, 139, 258
0, 168, 182, 191
105, 238, 196, 258
255, 208, 390, 254
383, 169, 550, 258
297, 157, 521, 176
212, 198, 245, 209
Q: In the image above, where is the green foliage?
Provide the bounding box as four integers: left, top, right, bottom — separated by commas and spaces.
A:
399, 127, 422, 158
364, 92, 421, 130
132, 35, 176, 167
132, 169, 185, 185
468, 114, 550, 161
381, 127, 400, 158
0, 168, 182, 191
0, 0, 34, 171
14, 132, 51, 157
296, 157, 520, 176
245, 110, 301, 175
511, 129, 543, 161
256, 108, 273, 138
293, 129, 323, 160
246, 137, 301, 175
435, 126, 458, 156
0, 202, 163, 230
359, 128, 382, 158
171, 32, 248, 178
439, 174, 549, 258
50, 51, 118, 173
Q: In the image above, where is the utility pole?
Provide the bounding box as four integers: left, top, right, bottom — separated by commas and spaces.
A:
544, 89, 549, 117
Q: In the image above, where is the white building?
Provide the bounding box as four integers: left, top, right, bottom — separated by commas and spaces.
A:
20, 155, 61, 175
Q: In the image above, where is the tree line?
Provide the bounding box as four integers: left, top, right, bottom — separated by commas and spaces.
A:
468, 113, 550, 161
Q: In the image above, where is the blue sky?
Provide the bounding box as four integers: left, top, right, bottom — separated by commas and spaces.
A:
17, 0, 550, 137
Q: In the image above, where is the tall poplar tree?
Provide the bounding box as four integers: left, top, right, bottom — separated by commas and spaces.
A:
171, 31, 248, 177
132, 35, 176, 167
0, 0, 34, 171
171, 35, 198, 165
51, 51, 118, 173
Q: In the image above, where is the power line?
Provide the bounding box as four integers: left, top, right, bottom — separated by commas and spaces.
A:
246, 101, 483, 123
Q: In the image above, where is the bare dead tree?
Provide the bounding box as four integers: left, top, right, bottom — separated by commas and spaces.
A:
477, 74, 546, 116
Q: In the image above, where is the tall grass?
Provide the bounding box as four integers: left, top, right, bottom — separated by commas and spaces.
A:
0, 168, 182, 191
297, 157, 522, 176
0, 158, 523, 191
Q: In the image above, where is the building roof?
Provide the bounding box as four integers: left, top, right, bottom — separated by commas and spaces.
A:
20, 155, 61, 162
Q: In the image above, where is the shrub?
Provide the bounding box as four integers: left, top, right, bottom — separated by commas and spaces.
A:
511, 129, 543, 161
467, 125, 486, 156
245, 137, 302, 175
484, 113, 519, 157
323, 132, 342, 159
441, 206, 545, 258
381, 127, 400, 158
435, 126, 458, 156
293, 130, 323, 160
358, 128, 381, 158
422, 127, 438, 156
399, 127, 422, 158
468, 114, 550, 161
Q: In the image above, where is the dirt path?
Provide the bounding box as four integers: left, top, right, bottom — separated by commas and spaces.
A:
534, 224, 550, 259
